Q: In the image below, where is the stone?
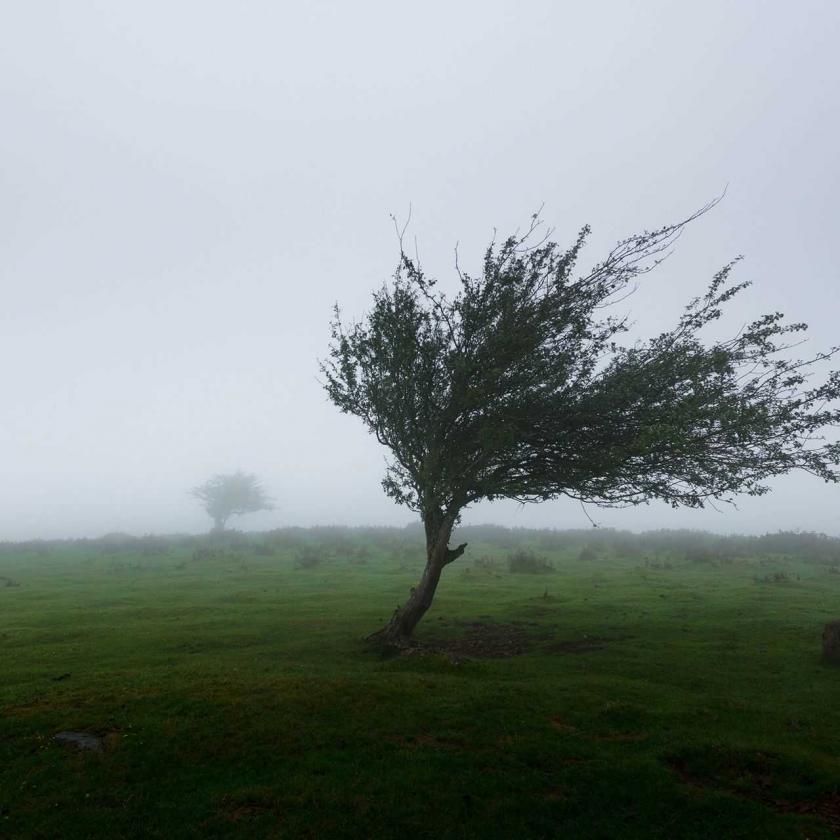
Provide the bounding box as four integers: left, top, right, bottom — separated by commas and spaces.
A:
54, 731, 103, 751
821, 620, 840, 664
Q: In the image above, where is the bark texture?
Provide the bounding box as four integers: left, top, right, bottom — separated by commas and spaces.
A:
370, 512, 467, 646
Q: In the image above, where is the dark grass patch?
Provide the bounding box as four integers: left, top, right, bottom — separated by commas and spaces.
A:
665, 745, 840, 833
388, 731, 469, 750
546, 634, 634, 654
218, 787, 282, 823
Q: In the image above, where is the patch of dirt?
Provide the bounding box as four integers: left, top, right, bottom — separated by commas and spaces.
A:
413, 620, 632, 660
418, 620, 553, 659
774, 793, 840, 835
665, 748, 839, 835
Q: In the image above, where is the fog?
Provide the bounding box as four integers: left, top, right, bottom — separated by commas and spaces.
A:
1, 1, 838, 540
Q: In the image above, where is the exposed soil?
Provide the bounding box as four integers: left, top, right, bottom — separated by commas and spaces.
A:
410, 619, 632, 660
774, 793, 840, 835
421, 620, 552, 658
665, 748, 840, 835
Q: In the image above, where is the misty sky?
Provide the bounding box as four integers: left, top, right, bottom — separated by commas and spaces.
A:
1, 1, 839, 540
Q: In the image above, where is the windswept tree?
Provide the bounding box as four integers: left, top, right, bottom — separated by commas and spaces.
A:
190, 471, 273, 532
322, 205, 840, 646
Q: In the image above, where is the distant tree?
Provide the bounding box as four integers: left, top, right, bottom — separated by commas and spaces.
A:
190, 471, 273, 532
322, 204, 840, 645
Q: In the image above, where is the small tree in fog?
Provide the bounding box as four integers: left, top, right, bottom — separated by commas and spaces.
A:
190, 471, 273, 532
322, 204, 840, 645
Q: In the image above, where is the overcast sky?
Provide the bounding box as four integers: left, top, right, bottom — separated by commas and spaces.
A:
1, 1, 838, 540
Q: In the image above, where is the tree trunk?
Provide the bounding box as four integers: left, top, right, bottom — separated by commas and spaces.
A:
370, 510, 467, 647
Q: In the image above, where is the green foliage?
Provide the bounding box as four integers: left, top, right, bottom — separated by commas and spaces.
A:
507, 548, 554, 574
323, 206, 840, 524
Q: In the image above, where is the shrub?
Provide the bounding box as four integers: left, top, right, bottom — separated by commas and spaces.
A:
294, 546, 322, 569
646, 559, 674, 571
252, 542, 276, 557
686, 546, 717, 565
579, 545, 598, 562
192, 547, 226, 563
97, 533, 138, 554
754, 571, 792, 584
139, 535, 170, 556
473, 555, 499, 570
508, 549, 554, 574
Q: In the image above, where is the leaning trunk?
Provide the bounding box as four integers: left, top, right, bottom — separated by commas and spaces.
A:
371, 511, 467, 646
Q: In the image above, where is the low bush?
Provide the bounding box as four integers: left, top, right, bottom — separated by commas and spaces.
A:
507, 549, 554, 574
754, 571, 793, 584
294, 547, 322, 569
579, 545, 598, 562
252, 543, 276, 557
192, 547, 226, 563
473, 556, 499, 570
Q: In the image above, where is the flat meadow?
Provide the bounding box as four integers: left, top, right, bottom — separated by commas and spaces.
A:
2, 526, 840, 839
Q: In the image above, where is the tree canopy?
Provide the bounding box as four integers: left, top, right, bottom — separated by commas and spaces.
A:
190, 471, 273, 532
322, 205, 840, 642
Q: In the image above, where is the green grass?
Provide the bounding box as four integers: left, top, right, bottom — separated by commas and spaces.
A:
2, 535, 840, 838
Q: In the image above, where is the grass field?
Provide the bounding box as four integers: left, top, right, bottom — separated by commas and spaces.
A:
2, 528, 840, 838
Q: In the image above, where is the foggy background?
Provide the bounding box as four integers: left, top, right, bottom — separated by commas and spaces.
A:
1, 1, 838, 540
